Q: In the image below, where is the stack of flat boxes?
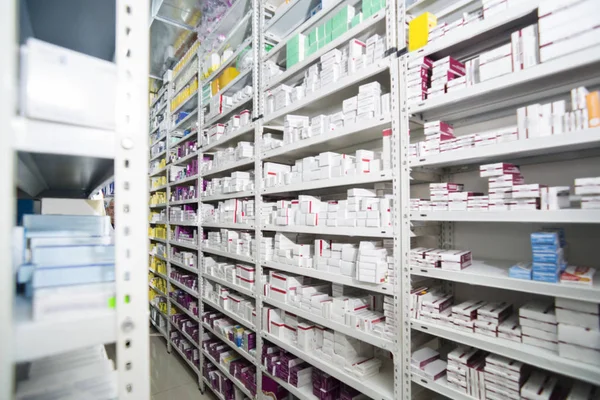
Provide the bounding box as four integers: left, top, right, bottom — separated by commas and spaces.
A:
423, 120, 455, 156
446, 346, 486, 395
484, 354, 525, 400
418, 290, 453, 325
429, 182, 464, 211
321, 49, 342, 87
356, 240, 391, 283
473, 302, 513, 337
330, 5, 355, 41
428, 57, 465, 99
304, 64, 320, 95
365, 34, 385, 65
411, 347, 447, 382
556, 297, 600, 366
313, 369, 340, 399
497, 316, 521, 342
452, 300, 488, 333
348, 39, 366, 74
575, 176, 600, 209
362, 0, 384, 19
357, 82, 381, 120
211, 199, 254, 224
519, 301, 558, 351
283, 115, 310, 145
531, 230, 567, 283
407, 56, 432, 106
287, 34, 306, 68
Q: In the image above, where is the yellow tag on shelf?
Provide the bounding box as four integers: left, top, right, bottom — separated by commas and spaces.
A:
409, 12, 437, 52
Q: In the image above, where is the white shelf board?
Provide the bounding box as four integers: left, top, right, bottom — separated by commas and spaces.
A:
172, 151, 198, 166
170, 298, 200, 323
150, 253, 168, 262
263, 332, 394, 400
411, 128, 600, 168
169, 174, 199, 186
262, 224, 393, 238
202, 190, 254, 202
150, 133, 167, 146
202, 322, 256, 364
263, 58, 391, 124
409, 45, 600, 117
201, 247, 255, 264
14, 298, 116, 362
263, 297, 393, 350
171, 321, 199, 347
149, 166, 168, 177
203, 222, 254, 230
411, 259, 600, 303
169, 258, 199, 274
202, 158, 254, 178
411, 210, 600, 224
169, 240, 199, 251
262, 170, 393, 195
169, 220, 198, 227
149, 237, 167, 243
171, 339, 200, 375
149, 203, 167, 208
263, 261, 393, 295
169, 278, 199, 297
412, 373, 473, 400
149, 301, 169, 319
13, 117, 115, 159
262, 369, 318, 400
262, 115, 391, 161
202, 350, 254, 399
202, 273, 256, 298
202, 298, 255, 331
212, 67, 253, 100
170, 198, 199, 206
411, 318, 600, 384
150, 184, 168, 193
200, 123, 255, 152
149, 220, 167, 225
265, 9, 386, 90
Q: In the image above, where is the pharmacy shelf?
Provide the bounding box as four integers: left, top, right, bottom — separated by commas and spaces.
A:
202, 297, 255, 331
169, 240, 199, 251
409, 45, 600, 120
149, 220, 167, 225
202, 273, 256, 298
169, 220, 198, 227
171, 90, 199, 116
262, 115, 391, 161
263, 297, 393, 350
263, 332, 394, 400
169, 278, 199, 297
13, 117, 115, 159
263, 261, 393, 294
150, 184, 168, 193
214, 67, 253, 100
202, 158, 255, 178
170, 198, 199, 206
14, 299, 116, 362
150, 269, 168, 280
411, 318, 600, 384
150, 253, 168, 262
204, 94, 253, 128
150, 301, 169, 319
409, 0, 540, 61
173, 75, 198, 102
265, 9, 386, 90
171, 151, 198, 166
172, 52, 198, 82
203, 222, 254, 230
411, 128, 600, 168
171, 339, 200, 375
410, 259, 600, 303
149, 237, 167, 243
150, 318, 168, 339
202, 350, 255, 399
262, 171, 392, 195
171, 321, 199, 347
149, 284, 168, 298
170, 299, 200, 323
201, 123, 255, 152
202, 322, 256, 364
203, 378, 226, 400
149, 166, 168, 177
412, 373, 472, 400
169, 259, 199, 274
150, 150, 167, 162
149, 203, 167, 208
201, 247, 255, 264
171, 113, 199, 136
261, 369, 318, 400
411, 210, 600, 224
263, 58, 391, 124
202, 190, 255, 202
262, 225, 393, 238
169, 174, 200, 186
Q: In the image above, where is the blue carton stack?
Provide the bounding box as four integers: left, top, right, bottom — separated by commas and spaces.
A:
530, 229, 567, 283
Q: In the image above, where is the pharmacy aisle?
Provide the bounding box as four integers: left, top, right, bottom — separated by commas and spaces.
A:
403, 0, 600, 399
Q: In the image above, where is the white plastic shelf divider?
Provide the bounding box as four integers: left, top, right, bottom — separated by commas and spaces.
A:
171, 339, 201, 375
411, 210, 600, 224
169, 259, 199, 274
202, 273, 256, 298
262, 171, 393, 195
169, 220, 199, 227
411, 318, 600, 384
263, 261, 393, 294
262, 225, 393, 238
149, 237, 167, 243
201, 247, 255, 264
203, 222, 254, 230
170, 198, 199, 206
202, 297, 255, 331
202, 158, 255, 178
169, 240, 199, 251
149, 203, 167, 208
169, 174, 199, 186
200, 123, 255, 152
170, 278, 199, 297
262, 297, 393, 350
170, 299, 200, 322
150, 269, 168, 280
202, 350, 255, 399
202, 322, 256, 364
411, 259, 600, 303
263, 332, 394, 400
202, 191, 255, 202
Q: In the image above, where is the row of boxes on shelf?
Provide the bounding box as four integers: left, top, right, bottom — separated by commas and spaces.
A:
169, 138, 198, 164
169, 205, 198, 224
150, 276, 167, 294
202, 335, 257, 396
204, 229, 255, 258
263, 304, 389, 378
171, 247, 197, 269
170, 161, 198, 183
150, 242, 167, 258
263, 145, 391, 188
265, 275, 394, 340
262, 343, 370, 400
150, 191, 167, 206
150, 256, 167, 275
151, 175, 167, 189
203, 257, 257, 291
172, 313, 199, 343
263, 188, 393, 229
203, 359, 249, 400
150, 210, 167, 223
15, 215, 117, 321
170, 76, 198, 112
173, 40, 199, 77
202, 110, 252, 147
412, 342, 596, 400
170, 182, 198, 203
150, 140, 166, 159
174, 57, 198, 94
205, 85, 253, 122
203, 311, 256, 354
203, 281, 256, 326
149, 158, 166, 175
170, 267, 198, 293
172, 329, 200, 365
170, 225, 198, 247
263, 233, 395, 285
202, 199, 255, 225
149, 225, 167, 239
170, 290, 199, 317
202, 171, 254, 197
199, 142, 254, 174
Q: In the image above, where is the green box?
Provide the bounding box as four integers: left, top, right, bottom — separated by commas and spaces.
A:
362, 0, 372, 18
317, 39, 325, 49
371, 0, 384, 13
287, 33, 305, 51
317, 24, 326, 40
305, 42, 318, 57
308, 28, 318, 46
331, 25, 348, 40
351, 13, 363, 28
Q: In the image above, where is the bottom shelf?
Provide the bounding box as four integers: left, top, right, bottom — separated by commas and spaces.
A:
170, 339, 200, 376
202, 377, 226, 400
412, 372, 472, 400
202, 349, 255, 399
262, 369, 318, 400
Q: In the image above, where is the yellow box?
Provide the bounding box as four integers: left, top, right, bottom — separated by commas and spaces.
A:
218, 67, 240, 90
211, 79, 220, 95
408, 12, 437, 52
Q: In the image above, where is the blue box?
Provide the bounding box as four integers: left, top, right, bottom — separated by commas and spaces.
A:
532, 250, 564, 264
531, 244, 562, 253
532, 271, 560, 283
509, 262, 532, 280
531, 231, 560, 246
532, 262, 559, 273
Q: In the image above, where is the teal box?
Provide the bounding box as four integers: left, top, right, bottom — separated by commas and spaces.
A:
308, 28, 318, 46
317, 24, 326, 40
351, 13, 363, 28
331, 25, 348, 40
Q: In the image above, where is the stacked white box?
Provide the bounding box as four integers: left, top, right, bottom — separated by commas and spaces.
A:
446, 346, 486, 395
479, 43, 514, 82
357, 82, 382, 120
407, 56, 433, 106
365, 34, 385, 65
356, 241, 389, 283
484, 353, 525, 400
520, 371, 558, 400
452, 300, 488, 333
348, 38, 366, 74
423, 120, 455, 156
556, 297, 600, 366
473, 302, 512, 337
575, 176, 600, 209
283, 115, 310, 145
429, 182, 464, 211
519, 301, 559, 351
320, 49, 342, 87
429, 57, 466, 99
304, 64, 320, 94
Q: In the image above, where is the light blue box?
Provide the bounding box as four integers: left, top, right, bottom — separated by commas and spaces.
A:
531, 232, 560, 246
509, 262, 532, 280
532, 250, 564, 264
532, 263, 559, 273
532, 271, 560, 283
531, 244, 561, 253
